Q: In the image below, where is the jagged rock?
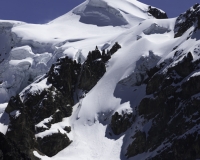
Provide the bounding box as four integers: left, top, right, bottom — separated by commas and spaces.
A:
110, 112, 133, 135
5, 95, 24, 113
79, 43, 121, 91
48, 56, 81, 103
5, 86, 73, 157
79, 46, 106, 91
174, 3, 200, 37
0, 132, 31, 160
146, 52, 194, 95
126, 131, 146, 158
101, 49, 111, 62
63, 126, 71, 133
79, 59, 106, 91
146, 73, 165, 95
110, 42, 121, 55
37, 132, 72, 157
148, 6, 168, 19
168, 52, 194, 77
128, 51, 200, 159
181, 75, 200, 98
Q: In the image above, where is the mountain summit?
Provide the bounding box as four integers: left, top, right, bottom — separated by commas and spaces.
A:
0, 1, 200, 160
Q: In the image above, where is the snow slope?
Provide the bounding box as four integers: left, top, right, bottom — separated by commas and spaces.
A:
1, 0, 200, 159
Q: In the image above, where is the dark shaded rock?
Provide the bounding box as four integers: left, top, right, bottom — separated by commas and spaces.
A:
148, 6, 168, 19
127, 48, 200, 159
110, 42, 121, 55
79, 60, 106, 91
146, 52, 193, 95
37, 132, 72, 157
63, 126, 71, 133
146, 73, 165, 95
181, 75, 200, 98
168, 52, 194, 77
126, 131, 146, 158
101, 49, 111, 63
79, 43, 121, 91
174, 3, 200, 37
48, 56, 81, 103
111, 112, 133, 135
0, 151, 2, 160
6, 86, 73, 158
0, 132, 31, 160
151, 133, 200, 160
146, 65, 160, 78
5, 95, 23, 114
86, 47, 102, 62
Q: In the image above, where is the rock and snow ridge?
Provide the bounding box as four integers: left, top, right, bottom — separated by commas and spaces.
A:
0, 0, 200, 159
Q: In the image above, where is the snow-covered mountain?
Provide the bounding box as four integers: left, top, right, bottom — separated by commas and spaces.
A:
0, 0, 200, 159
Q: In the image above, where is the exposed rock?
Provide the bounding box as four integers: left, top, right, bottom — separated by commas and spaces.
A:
110, 42, 121, 55
48, 56, 81, 104
127, 50, 200, 159
79, 43, 121, 91
126, 131, 146, 158
79, 59, 106, 91
148, 6, 168, 19
168, 52, 194, 77
5, 95, 24, 113
37, 132, 72, 157
5, 86, 73, 158
63, 126, 71, 133
0, 132, 31, 160
174, 3, 200, 37
110, 112, 133, 135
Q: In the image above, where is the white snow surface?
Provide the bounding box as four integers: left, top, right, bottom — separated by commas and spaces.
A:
0, 0, 199, 159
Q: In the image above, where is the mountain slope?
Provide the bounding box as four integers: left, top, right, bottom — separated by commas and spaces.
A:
0, 0, 200, 160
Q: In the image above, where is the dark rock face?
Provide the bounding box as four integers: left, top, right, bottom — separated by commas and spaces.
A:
37, 132, 72, 157
0, 132, 31, 160
79, 48, 106, 91
126, 51, 200, 159
5, 86, 72, 158
79, 42, 121, 91
109, 42, 121, 55
48, 56, 81, 104
110, 112, 133, 135
148, 6, 168, 19
126, 131, 146, 158
174, 3, 200, 38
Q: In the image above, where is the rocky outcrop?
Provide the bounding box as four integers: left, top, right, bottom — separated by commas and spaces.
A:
110, 112, 133, 135
37, 132, 72, 157
48, 56, 81, 104
79, 47, 106, 91
126, 131, 146, 158
148, 6, 168, 19
126, 51, 200, 159
79, 42, 121, 91
5, 86, 72, 158
174, 3, 200, 38
0, 132, 31, 160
